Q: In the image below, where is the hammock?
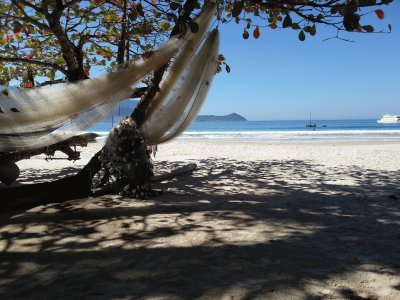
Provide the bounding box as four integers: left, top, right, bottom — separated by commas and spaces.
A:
0, 3, 218, 152
162, 32, 219, 142
0, 101, 116, 151
141, 4, 215, 123
141, 29, 219, 144
0, 36, 182, 152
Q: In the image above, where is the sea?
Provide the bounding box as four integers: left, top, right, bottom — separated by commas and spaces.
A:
88, 119, 400, 143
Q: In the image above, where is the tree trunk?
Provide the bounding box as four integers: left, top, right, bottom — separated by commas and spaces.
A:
46, 7, 87, 81
0, 170, 91, 210
1, 0, 198, 203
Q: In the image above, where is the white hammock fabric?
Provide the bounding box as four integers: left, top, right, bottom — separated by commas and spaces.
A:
141, 28, 219, 144
0, 36, 182, 152
0, 101, 116, 151
161, 31, 219, 142
141, 4, 215, 123
0, 4, 218, 152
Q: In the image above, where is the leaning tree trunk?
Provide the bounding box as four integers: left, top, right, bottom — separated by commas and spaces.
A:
1, 0, 199, 204
53, 0, 200, 198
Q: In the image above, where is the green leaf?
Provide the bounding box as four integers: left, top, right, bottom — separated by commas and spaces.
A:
160, 21, 170, 30
232, 0, 244, 18
343, 12, 360, 31
298, 30, 306, 41
282, 15, 292, 28
242, 29, 249, 40
362, 25, 374, 32
291, 23, 300, 30
310, 25, 316, 36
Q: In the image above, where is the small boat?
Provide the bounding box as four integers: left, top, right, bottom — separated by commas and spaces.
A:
377, 114, 400, 124
306, 113, 317, 128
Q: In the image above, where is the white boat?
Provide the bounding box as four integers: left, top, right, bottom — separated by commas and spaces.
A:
377, 114, 400, 124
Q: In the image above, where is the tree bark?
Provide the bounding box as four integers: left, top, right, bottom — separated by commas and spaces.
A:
1, 0, 199, 202
0, 170, 91, 210
46, 6, 87, 81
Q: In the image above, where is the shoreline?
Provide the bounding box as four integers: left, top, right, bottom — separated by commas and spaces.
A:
92, 128, 400, 145
93, 132, 400, 145
169, 138, 400, 146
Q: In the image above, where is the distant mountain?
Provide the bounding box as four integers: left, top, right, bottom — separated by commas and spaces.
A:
101, 103, 247, 124
196, 113, 247, 122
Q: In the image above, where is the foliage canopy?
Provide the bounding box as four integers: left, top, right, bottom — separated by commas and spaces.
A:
0, 0, 393, 87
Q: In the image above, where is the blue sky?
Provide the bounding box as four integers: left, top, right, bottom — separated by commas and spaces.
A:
201, 2, 400, 121
8, 3, 397, 121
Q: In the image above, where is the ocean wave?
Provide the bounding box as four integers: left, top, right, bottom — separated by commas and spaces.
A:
182, 130, 400, 135
178, 130, 400, 142
87, 129, 400, 142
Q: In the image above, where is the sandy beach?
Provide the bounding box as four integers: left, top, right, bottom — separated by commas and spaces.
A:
1, 139, 400, 299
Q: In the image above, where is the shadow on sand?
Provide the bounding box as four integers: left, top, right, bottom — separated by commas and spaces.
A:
0, 158, 399, 299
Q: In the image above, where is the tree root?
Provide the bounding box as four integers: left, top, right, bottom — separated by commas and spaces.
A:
153, 163, 197, 182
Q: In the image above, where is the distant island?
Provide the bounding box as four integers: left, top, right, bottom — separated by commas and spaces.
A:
196, 113, 247, 122
102, 103, 248, 123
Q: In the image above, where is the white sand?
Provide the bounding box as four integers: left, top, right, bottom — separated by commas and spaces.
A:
157, 139, 400, 169
1, 139, 400, 299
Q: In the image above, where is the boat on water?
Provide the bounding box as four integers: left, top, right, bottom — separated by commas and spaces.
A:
306, 113, 317, 128
377, 114, 400, 124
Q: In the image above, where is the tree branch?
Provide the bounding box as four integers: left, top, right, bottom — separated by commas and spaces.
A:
131, 87, 147, 99
293, 8, 341, 27
252, 0, 393, 9
0, 56, 67, 75
11, 0, 47, 15
45, 5, 86, 81
0, 11, 49, 32
38, 78, 65, 87
63, 0, 82, 9
0, 133, 99, 165
132, 0, 200, 125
